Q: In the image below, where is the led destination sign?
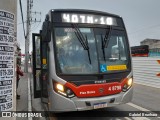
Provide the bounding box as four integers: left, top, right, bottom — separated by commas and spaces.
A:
62, 13, 117, 25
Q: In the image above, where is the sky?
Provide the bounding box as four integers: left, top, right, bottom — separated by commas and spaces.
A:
17, 0, 160, 54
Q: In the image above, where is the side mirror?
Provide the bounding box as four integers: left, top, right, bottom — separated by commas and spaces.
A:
41, 16, 51, 42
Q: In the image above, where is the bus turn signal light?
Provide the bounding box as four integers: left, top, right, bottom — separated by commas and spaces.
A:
122, 78, 133, 92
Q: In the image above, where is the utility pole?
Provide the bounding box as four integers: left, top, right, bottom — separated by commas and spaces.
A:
24, 0, 32, 72
24, 0, 40, 72
0, 0, 17, 114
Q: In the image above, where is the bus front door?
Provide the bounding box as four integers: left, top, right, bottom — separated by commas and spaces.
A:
32, 33, 48, 104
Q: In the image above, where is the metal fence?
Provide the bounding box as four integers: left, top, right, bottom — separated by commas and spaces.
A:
132, 57, 160, 88
149, 48, 160, 57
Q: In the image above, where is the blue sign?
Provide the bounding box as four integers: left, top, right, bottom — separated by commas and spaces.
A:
100, 64, 107, 72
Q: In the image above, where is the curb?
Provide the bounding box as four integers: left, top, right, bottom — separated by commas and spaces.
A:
28, 73, 32, 120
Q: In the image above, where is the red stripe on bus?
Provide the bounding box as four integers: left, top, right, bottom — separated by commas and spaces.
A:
65, 78, 128, 98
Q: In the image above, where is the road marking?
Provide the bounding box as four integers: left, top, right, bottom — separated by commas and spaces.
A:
125, 117, 150, 120
127, 102, 150, 111
125, 117, 151, 120
124, 117, 131, 120
133, 117, 150, 120
134, 82, 160, 89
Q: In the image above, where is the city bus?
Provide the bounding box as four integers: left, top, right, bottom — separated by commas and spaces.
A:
131, 45, 149, 57
32, 9, 133, 112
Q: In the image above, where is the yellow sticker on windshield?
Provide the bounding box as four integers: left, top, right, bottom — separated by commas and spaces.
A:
107, 65, 127, 71
42, 58, 47, 64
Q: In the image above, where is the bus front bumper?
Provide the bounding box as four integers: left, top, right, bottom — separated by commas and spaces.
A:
48, 86, 133, 112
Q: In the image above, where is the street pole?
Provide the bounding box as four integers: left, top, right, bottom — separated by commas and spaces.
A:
0, 0, 17, 115
24, 0, 31, 73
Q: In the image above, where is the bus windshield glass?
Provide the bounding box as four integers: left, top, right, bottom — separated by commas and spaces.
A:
55, 27, 129, 74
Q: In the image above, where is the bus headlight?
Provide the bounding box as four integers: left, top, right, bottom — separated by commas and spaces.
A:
122, 78, 133, 92
56, 83, 64, 92
53, 81, 75, 98
127, 78, 133, 86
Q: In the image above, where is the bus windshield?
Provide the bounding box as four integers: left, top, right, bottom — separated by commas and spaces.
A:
55, 27, 129, 74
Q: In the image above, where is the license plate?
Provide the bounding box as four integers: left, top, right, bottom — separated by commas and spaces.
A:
93, 102, 107, 109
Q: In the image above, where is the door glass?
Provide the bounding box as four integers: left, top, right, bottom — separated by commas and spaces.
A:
35, 36, 41, 68
35, 36, 41, 91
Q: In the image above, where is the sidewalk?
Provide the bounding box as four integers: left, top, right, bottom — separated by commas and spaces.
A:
16, 65, 46, 120
16, 68, 29, 120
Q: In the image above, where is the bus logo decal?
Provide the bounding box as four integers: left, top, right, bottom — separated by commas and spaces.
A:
99, 88, 104, 93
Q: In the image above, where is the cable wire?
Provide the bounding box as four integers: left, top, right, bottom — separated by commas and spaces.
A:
19, 0, 26, 39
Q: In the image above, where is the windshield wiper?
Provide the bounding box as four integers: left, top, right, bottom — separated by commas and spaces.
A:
72, 24, 88, 50
101, 26, 112, 61
118, 38, 121, 60
101, 34, 106, 61
103, 26, 112, 48
72, 24, 91, 64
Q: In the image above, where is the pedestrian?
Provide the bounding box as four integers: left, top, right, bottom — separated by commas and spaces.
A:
16, 59, 24, 99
